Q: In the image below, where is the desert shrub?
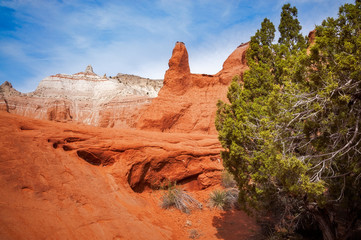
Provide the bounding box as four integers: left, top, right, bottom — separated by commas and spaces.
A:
224, 187, 239, 209
221, 170, 237, 188
209, 188, 239, 210
161, 184, 202, 213
209, 189, 227, 210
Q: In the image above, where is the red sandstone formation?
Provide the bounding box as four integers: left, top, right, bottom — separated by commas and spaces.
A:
137, 42, 248, 134
308, 29, 316, 45
1, 42, 248, 134
0, 41, 259, 240
0, 111, 260, 240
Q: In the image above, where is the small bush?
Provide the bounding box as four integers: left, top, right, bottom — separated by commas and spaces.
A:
209, 188, 239, 210
225, 187, 239, 209
209, 189, 227, 210
161, 184, 202, 213
221, 170, 237, 188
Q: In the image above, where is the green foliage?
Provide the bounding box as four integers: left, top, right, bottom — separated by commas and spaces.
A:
161, 182, 202, 213
278, 3, 306, 51
248, 18, 275, 63
216, 1, 361, 239
209, 189, 227, 210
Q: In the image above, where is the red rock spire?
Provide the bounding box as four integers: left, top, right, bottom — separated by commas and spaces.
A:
163, 42, 191, 95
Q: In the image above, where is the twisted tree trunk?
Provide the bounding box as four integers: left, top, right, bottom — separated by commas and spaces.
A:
312, 208, 337, 240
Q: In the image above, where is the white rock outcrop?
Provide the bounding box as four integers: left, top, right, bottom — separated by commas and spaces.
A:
0, 66, 163, 128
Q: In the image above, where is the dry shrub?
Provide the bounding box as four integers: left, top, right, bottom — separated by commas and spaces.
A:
221, 170, 237, 188
161, 184, 202, 213
225, 187, 239, 209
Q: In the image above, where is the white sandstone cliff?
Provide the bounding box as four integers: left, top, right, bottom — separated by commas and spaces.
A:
0, 65, 163, 128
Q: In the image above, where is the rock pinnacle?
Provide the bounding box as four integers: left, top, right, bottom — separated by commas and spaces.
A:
85, 65, 94, 74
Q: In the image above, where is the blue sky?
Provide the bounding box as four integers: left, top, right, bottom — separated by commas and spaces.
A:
0, 0, 353, 92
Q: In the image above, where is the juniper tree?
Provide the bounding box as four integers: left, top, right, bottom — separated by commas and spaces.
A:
216, 1, 361, 239
278, 3, 306, 51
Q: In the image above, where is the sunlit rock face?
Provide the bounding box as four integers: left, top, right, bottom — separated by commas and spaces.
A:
137, 42, 249, 134
0, 65, 163, 128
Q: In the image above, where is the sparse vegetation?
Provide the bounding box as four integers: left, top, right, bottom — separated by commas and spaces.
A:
224, 187, 239, 209
209, 189, 227, 210
160, 182, 202, 213
221, 170, 237, 188
209, 188, 239, 210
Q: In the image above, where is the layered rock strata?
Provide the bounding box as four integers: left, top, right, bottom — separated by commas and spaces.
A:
0, 66, 163, 128
1, 42, 248, 133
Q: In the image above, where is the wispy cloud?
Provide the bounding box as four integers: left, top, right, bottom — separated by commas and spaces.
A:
0, 0, 354, 92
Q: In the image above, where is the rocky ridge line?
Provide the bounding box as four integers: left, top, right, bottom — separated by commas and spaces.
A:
0, 66, 163, 128
0, 41, 249, 133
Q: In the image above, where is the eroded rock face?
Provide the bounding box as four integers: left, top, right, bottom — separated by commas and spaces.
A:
0, 66, 163, 127
0, 112, 227, 240
0, 112, 170, 239
137, 42, 249, 134
0, 111, 263, 240
164, 42, 191, 95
